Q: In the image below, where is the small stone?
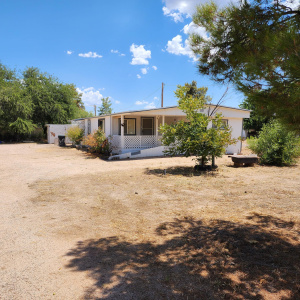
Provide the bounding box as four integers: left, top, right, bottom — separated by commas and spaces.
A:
135, 192, 138, 194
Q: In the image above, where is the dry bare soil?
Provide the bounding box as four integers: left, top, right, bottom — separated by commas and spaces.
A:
0, 143, 299, 300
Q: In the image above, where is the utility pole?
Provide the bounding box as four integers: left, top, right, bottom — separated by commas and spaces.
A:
161, 82, 164, 107
94, 104, 97, 116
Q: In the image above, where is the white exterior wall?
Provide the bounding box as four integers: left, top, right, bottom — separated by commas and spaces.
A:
47, 124, 77, 144
84, 119, 89, 136
227, 118, 243, 154
112, 117, 119, 135
207, 117, 243, 154
71, 119, 85, 130
90, 118, 98, 133
104, 116, 111, 137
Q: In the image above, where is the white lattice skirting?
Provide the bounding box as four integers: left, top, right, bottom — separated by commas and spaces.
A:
110, 135, 162, 149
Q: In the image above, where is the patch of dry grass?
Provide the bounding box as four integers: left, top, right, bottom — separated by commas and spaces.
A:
30, 155, 300, 299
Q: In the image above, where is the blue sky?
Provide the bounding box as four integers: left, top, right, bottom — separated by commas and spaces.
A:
0, 0, 245, 114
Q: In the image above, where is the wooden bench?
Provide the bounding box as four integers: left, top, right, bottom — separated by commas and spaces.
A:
228, 155, 258, 167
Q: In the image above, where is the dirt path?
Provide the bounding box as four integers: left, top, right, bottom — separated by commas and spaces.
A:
0, 144, 195, 299
1, 143, 299, 299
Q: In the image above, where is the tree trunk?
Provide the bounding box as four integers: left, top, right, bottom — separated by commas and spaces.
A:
212, 155, 215, 168
201, 156, 206, 166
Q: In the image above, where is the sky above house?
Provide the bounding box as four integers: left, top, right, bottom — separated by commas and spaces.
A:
0, 0, 246, 114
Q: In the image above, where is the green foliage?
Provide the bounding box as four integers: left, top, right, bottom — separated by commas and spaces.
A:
23, 67, 79, 126
239, 99, 270, 134
98, 97, 112, 115
9, 118, 36, 135
190, 0, 300, 132
82, 128, 112, 156
66, 126, 84, 145
0, 63, 84, 140
73, 109, 94, 119
247, 120, 300, 166
0, 68, 34, 137
160, 82, 235, 167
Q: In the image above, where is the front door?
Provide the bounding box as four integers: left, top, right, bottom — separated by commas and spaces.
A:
141, 117, 154, 135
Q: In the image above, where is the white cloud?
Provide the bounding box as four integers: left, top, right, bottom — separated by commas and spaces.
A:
152, 66, 158, 70
162, 0, 238, 62
76, 87, 104, 108
130, 44, 151, 65
111, 49, 125, 56
162, 0, 237, 22
162, 6, 184, 22
115, 100, 120, 104
78, 52, 102, 58
135, 100, 156, 109
145, 102, 156, 109
135, 100, 148, 105
67, 50, 73, 55
165, 34, 196, 60
153, 96, 158, 100
141, 67, 148, 75
182, 21, 208, 39
137, 74, 141, 79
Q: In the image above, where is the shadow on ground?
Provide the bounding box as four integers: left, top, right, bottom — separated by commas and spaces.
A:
65, 214, 300, 299
145, 166, 219, 177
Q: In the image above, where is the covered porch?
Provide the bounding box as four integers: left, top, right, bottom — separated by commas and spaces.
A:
109, 112, 186, 154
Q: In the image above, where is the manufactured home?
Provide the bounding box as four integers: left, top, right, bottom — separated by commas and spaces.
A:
49, 105, 250, 159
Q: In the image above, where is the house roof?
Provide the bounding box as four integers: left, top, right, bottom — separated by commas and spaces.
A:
81, 104, 251, 120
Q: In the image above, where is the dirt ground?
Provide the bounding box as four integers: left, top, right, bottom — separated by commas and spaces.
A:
0, 143, 299, 300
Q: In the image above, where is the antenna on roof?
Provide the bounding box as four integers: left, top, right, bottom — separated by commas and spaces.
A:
161, 82, 164, 107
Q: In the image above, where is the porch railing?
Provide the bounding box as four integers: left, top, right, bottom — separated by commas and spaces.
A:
110, 135, 162, 149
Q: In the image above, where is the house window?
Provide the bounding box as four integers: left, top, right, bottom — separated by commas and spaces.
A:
118, 118, 136, 135
98, 119, 105, 132
141, 117, 154, 135
212, 119, 228, 129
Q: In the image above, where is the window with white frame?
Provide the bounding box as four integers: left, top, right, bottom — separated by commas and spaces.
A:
212, 119, 228, 129
118, 118, 136, 135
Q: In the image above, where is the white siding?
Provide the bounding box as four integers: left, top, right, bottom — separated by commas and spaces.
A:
226, 118, 243, 154
47, 124, 78, 144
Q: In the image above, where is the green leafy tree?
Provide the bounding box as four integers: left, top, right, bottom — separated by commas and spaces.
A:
247, 120, 300, 166
190, 0, 300, 132
0, 63, 84, 140
160, 82, 235, 169
23, 67, 79, 127
239, 99, 270, 135
98, 97, 112, 115
0, 64, 35, 138
73, 109, 94, 119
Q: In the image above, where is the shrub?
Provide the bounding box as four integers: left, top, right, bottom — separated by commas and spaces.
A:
247, 120, 300, 166
82, 128, 112, 156
160, 82, 235, 168
66, 126, 84, 145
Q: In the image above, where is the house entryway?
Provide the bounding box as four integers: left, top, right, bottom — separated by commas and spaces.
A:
141, 117, 154, 135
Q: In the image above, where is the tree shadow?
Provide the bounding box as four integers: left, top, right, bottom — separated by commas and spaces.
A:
145, 166, 219, 177
65, 214, 300, 299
